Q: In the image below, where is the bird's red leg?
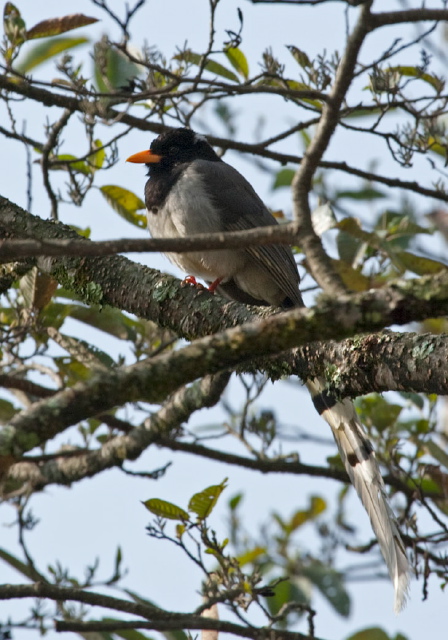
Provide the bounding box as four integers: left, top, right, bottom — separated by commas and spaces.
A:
207, 277, 223, 293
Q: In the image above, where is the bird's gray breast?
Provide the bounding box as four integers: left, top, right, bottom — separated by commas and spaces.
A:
146, 162, 246, 280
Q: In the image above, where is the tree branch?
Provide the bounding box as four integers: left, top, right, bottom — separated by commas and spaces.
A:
1, 74, 448, 202
5, 374, 230, 493
2, 198, 448, 441
55, 617, 320, 640
0, 223, 303, 262
0, 582, 322, 640
296, 331, 448, 397
2, 260, 448, 456
291, 2, 373, 294
372, 9, 448, 28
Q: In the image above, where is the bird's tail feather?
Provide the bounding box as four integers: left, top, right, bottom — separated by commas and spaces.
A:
306, 377, 410, 613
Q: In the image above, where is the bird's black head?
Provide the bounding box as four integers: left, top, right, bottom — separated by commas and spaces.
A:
127, 128, 220, 173
152, 128, 219, 165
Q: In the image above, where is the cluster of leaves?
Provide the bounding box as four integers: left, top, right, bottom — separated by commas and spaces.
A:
273, 139, 447, 293
143, 479, 411, 640
0, 269, 174, 434
2, 2, 97, 68
144, 479, 339, 620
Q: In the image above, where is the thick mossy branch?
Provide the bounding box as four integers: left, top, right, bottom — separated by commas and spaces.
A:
297, 331, 448, 398
2, 196, 448, 459
1, 262, 448, 456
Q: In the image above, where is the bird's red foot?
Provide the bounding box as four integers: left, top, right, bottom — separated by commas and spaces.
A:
181, 275, 207, 292
181, 275, 223, 294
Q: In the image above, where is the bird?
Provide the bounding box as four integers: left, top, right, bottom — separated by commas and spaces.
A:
127, 128, 302, 308
127, 127, 410, 611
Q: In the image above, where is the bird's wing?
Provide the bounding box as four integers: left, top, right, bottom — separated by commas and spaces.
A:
194, 160, 302, 307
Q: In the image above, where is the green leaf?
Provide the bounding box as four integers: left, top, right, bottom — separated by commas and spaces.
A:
346, 628, 391, 640
302, 560, 350, 617
423, 317, 448, 335
94, 38, 144, 92
287, 495, 326, 532
395, 251, 448, 276
337, 217, 376, 244
375, 211, 431, 239
229, 492, 243, 510
0, 547, 38, 581
124, 589, 164, 611
91, 139, 106, 170
336, 228, 363, 265
309, 495, 326, 516
48, 153, 92, 175
387, 65, 444, 93
428, 136, 448, 158
38, 301, 74, 331
51, 332, 116, 368
337, 188, 386, 201
272, 168, 295, 190
414, 476, 442, 495
264, 577, 310, 619
300, 128, 312, 148
159, 629, 189, 640
3, 3, 26, 47
100, 185, 147, 229
342, 106, 391, 119
143, 498, 189, 521
397, 391, 425, 410
16, 36, 88, 73
224, 47, 249, 79
174, 50, 239, 83
414, 418, 431, 435
356, 395, 402, 432
286, 45, 311, 68
100, 619, 156, 640
124, 589, 191, 640
52, 142, 106, 174
237, 546, 266, 566
426, 440, 448, 470
283, 79, 323, 109
113, 545, 122, 574
332, 259, 371, 292
70, 306, 138, 341
26, 13, 98, 39
188, 478, 227, 519
55, 357, 91, 383
0, 399, 18, 423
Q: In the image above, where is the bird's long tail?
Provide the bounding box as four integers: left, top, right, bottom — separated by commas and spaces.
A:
306, 377, 410, 613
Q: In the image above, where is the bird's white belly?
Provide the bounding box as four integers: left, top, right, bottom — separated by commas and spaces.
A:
147, 166, 246, 281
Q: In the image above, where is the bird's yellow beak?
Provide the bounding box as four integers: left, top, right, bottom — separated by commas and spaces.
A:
126, 150, 162, 163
